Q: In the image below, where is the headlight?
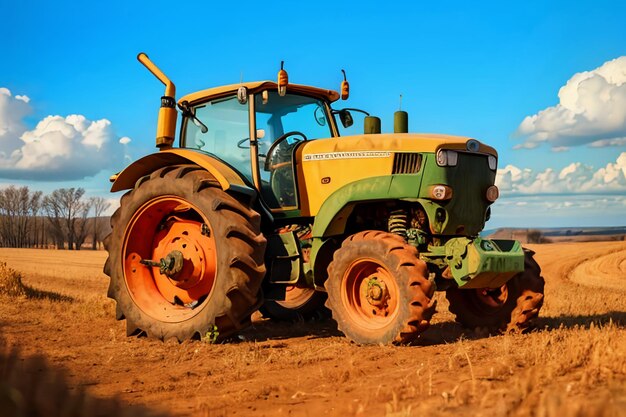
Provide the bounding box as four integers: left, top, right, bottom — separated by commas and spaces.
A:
488, 155, 497, 171
429, 185, 453, 200
466, 139, 480, 152
486, 185, 499, 202
436, 149, 458, 167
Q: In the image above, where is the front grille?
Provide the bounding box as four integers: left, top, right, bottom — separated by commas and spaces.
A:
392, 153, 422, 174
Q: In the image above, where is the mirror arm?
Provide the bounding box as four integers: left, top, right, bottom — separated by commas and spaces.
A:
332, 108, 370, 117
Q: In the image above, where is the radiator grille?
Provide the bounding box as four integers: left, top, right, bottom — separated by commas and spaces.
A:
392, 153, 422, 174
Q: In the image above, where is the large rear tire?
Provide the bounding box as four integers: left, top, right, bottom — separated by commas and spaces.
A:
325, 231, 435, 345
103, 165, 266, 341
446, 248, 544, 333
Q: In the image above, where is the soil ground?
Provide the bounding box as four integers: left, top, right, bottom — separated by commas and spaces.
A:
0, 241, 625, 416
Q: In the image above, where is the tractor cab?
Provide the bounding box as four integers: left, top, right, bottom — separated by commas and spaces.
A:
179, 83, 340, 210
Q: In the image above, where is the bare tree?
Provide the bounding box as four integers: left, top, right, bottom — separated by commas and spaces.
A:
43, 188, 87, 250
0, 186, 42, 248
74, 200, 92, 250
89, 197, 111, 250
28, 191, 42, 247
43, 193, 65, 249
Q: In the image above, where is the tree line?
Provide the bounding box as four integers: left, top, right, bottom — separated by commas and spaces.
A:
0, 186, 110, 250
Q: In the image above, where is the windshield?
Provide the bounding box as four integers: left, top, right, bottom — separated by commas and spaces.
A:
182, 96, 252, 180
255, 91, 332, 146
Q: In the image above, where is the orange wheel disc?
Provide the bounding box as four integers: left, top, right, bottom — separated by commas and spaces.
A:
122, 196, 217, 322
277, 286, 317, 310
473, 285, 509, 314
341, 258, 400, 331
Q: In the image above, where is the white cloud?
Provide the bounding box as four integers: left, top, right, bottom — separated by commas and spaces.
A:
551, 146, 569, 153
496, 152, 626, 195
0, 87, 131, 180
0, 88, 30, 158
489, 195, 625, 228
589, 137, 626, 148
515, 56, 626, 150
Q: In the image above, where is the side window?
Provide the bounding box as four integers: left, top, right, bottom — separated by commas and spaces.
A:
254, 92, 332, 209
184, 96, 251, 180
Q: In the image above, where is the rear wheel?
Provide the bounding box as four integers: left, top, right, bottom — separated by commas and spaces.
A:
260, 287, 329, 321
326, 231, 435, 345
446, 249, 544, 333
103, 165, 266, 341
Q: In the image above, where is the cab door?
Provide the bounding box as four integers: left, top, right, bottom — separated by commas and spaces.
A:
252, 90, 333, 212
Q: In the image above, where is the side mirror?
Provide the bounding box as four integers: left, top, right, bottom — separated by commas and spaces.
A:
339, 109, 353, 128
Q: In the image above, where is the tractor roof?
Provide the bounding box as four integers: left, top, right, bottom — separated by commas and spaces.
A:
178, 81, 340, 106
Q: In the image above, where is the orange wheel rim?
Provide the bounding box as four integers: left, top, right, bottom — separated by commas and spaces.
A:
341, 258, 399, 330
473, 285, 508, 313
122, 196, 217, 322
277, 286, 315, 309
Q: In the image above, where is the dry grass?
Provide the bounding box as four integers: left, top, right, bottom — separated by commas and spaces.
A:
0, 243, 624, 417
0, 262, 26, 298
0, 261, 72, 302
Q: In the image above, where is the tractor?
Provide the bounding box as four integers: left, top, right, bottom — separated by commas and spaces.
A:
103, 53, 544, 344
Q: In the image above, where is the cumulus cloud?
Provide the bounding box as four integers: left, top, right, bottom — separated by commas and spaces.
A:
515, 56, 626, 150
489, 195, 625, 228
0, 88, 30, 158
496, 152, 626, 195
0, 87, 130, 181
589, 137, 626, 148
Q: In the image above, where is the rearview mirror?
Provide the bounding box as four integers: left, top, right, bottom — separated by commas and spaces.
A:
338, 109, 353, 128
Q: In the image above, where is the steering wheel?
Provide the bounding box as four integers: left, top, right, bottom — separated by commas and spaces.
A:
264, 131, 308, 171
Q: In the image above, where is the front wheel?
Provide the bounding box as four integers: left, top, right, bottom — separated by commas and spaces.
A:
325, 231, 435, 345
446, 249, 545, 333
103, 165, 266, 341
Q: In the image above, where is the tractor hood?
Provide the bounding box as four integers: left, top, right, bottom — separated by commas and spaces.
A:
296, 133, 498, 235
299, 133, 497, 157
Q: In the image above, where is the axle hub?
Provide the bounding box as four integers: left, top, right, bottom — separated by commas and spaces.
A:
140, 250, 184, 278
365, 278, 389, 307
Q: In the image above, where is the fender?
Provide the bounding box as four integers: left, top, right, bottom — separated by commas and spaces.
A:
110, 149, 254, 197
309, 174, 446, 288
310, 174, 437, 238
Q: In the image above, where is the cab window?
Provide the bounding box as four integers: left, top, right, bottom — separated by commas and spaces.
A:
255, 91, 331, 149
182, 96, 251, 180
254, 92, 331, 209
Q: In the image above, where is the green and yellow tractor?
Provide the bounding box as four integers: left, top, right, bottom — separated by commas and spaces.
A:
104, 54, 544, 344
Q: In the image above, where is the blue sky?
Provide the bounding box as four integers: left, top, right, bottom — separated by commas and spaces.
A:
1, 0, 625, 227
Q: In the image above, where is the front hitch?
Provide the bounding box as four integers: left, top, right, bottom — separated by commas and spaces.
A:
424, 238, 525, 289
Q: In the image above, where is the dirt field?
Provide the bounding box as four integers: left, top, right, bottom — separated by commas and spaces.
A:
1, 241, 625, 417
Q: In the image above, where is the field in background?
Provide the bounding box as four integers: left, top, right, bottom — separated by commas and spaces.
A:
486, 226, 626, 243
0, 242, 625, 417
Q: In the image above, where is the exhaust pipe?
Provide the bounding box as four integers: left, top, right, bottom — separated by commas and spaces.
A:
394, 110, 408, 133
364, 116, 381, 134
137, 53, 177, 150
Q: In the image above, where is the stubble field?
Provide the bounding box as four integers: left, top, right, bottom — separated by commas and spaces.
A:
0, 241, 625, 416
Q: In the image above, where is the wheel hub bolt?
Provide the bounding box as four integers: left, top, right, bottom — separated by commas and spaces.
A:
369, 284, 383, 300
366, 278, 388, 306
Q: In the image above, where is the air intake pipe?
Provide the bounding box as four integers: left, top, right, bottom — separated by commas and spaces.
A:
394, 95, 408, 133
394, 110, 408, 133
137, 53, 177, 150
364, 116, 381, 134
